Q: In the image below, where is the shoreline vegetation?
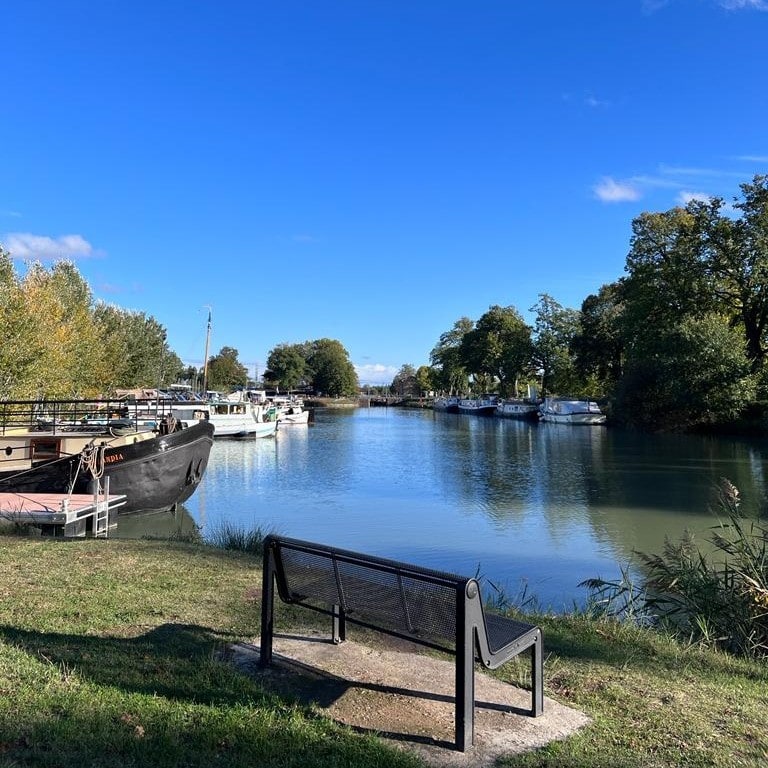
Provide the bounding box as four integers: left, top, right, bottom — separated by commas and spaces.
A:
317, 395, 768, 437
1, 513, 767, 767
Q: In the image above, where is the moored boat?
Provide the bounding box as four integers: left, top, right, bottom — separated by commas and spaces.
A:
252, 418, 278, 437
150, 394, 278, 438
538, 397, 606, 425
207, 396, 266, 437
271, 395, 310, 425
458, 395, 499, 415
496, 399, 540, 420
433, 395, 460, 413
0, 399, 215, 514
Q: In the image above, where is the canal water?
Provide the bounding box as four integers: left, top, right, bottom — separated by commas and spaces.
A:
118, 406, 768, 610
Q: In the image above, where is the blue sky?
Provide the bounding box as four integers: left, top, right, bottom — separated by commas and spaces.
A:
2, 1, 767, 385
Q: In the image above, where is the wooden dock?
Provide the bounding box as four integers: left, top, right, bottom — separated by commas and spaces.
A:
0, 491, 127, 537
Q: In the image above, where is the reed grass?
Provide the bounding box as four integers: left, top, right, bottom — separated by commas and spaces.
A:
581, 478, 768, 658
206, 520, 274, 555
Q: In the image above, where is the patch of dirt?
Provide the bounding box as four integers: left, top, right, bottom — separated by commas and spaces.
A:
223, 631, 590, 767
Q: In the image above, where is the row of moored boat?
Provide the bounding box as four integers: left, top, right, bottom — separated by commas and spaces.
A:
433, 395, 607, 425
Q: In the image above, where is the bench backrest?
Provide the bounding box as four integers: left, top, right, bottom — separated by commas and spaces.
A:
260, 534, 544, 752
267, 535, 470, 650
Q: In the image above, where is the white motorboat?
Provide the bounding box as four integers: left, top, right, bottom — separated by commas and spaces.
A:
168, 395, 277, 438
538, 398, 606, 425
272, 396, 310, 425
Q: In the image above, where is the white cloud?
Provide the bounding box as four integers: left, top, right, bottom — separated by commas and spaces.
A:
561, 92, 609, 108
719, 0, 768, 10
584, 94, 608, 108
593, 177, 642, 203
677, 191, 712, 205
657, 164, 745, 179
595, 159, 766, 210
641, 0, 670, 12
1, 232, 96, 261
355, 363, 398, 386
629, 174, 685, 189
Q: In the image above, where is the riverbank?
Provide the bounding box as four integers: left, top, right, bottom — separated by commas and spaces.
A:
0, 535, 765, 766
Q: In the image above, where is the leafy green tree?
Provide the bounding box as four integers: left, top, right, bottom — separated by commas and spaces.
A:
161, 350, 185, 386
459, 305, 532, 396
623, 176, 768, 374
415, 365, 434, 395
11, 260, 104, 398
616, 313, 755, 430
429, 317, 473, 393
307, 339, 358, 396
572, 281, 625, 395
624, 207, 712, 333
530, 294, 580, 395
265, 343, 308, 391
391, 364, 418, 396
698, 176, 768, 370
94, 304, 181, 391
206, 346, 249, 392
617, 175, 768, 425
48, 261, 107, 395
0, 254, 186, 398
0, 249, 35, 398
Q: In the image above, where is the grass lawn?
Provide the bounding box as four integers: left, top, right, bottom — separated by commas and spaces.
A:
0, 536, 766, 767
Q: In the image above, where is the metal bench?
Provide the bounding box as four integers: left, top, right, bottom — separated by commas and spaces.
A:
259, 535, 543, 751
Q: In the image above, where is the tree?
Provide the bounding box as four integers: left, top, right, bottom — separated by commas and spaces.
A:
700, 176, 768, 370
13, 260, 103, 398
572, 281, 625, 395
0, 249, 35, 398
391, 364, 418, 397
616, 175, 768, 425
94, 304, 181, 392
307, 339, 358, 396
265, 344, 308, 391
616, 313, 755, 430
530, 294, 580, 395
459, 305, 532, 396
415, 365, 434, 395
623, 207, 713, 334
0, 254, 188, 398
623, 176, 768, 374
429, 317, 473, 393
206, 346, 249, 391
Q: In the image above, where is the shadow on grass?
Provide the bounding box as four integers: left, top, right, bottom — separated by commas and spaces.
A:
0, 622, 249, 705
0, 623, 421, 768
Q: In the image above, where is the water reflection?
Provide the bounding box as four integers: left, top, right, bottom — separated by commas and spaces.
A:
121, 408, 768, 609
113, 505, 201, 540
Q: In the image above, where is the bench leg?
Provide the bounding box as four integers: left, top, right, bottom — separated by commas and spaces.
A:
331, 604, 346, 644
455, 627, 474, 751
259, 548, 276, 667
531, 631, 544, 716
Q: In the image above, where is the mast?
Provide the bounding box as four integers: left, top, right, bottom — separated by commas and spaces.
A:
202, 306, 212, 395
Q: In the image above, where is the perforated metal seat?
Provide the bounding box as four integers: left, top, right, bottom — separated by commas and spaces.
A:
260, 535, 543, 752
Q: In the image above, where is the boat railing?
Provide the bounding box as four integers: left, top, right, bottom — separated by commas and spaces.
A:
0, 398, 191, 436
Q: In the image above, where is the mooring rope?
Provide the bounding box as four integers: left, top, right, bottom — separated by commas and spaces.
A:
81, 442, 106, 480
68, 442, 107, 493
